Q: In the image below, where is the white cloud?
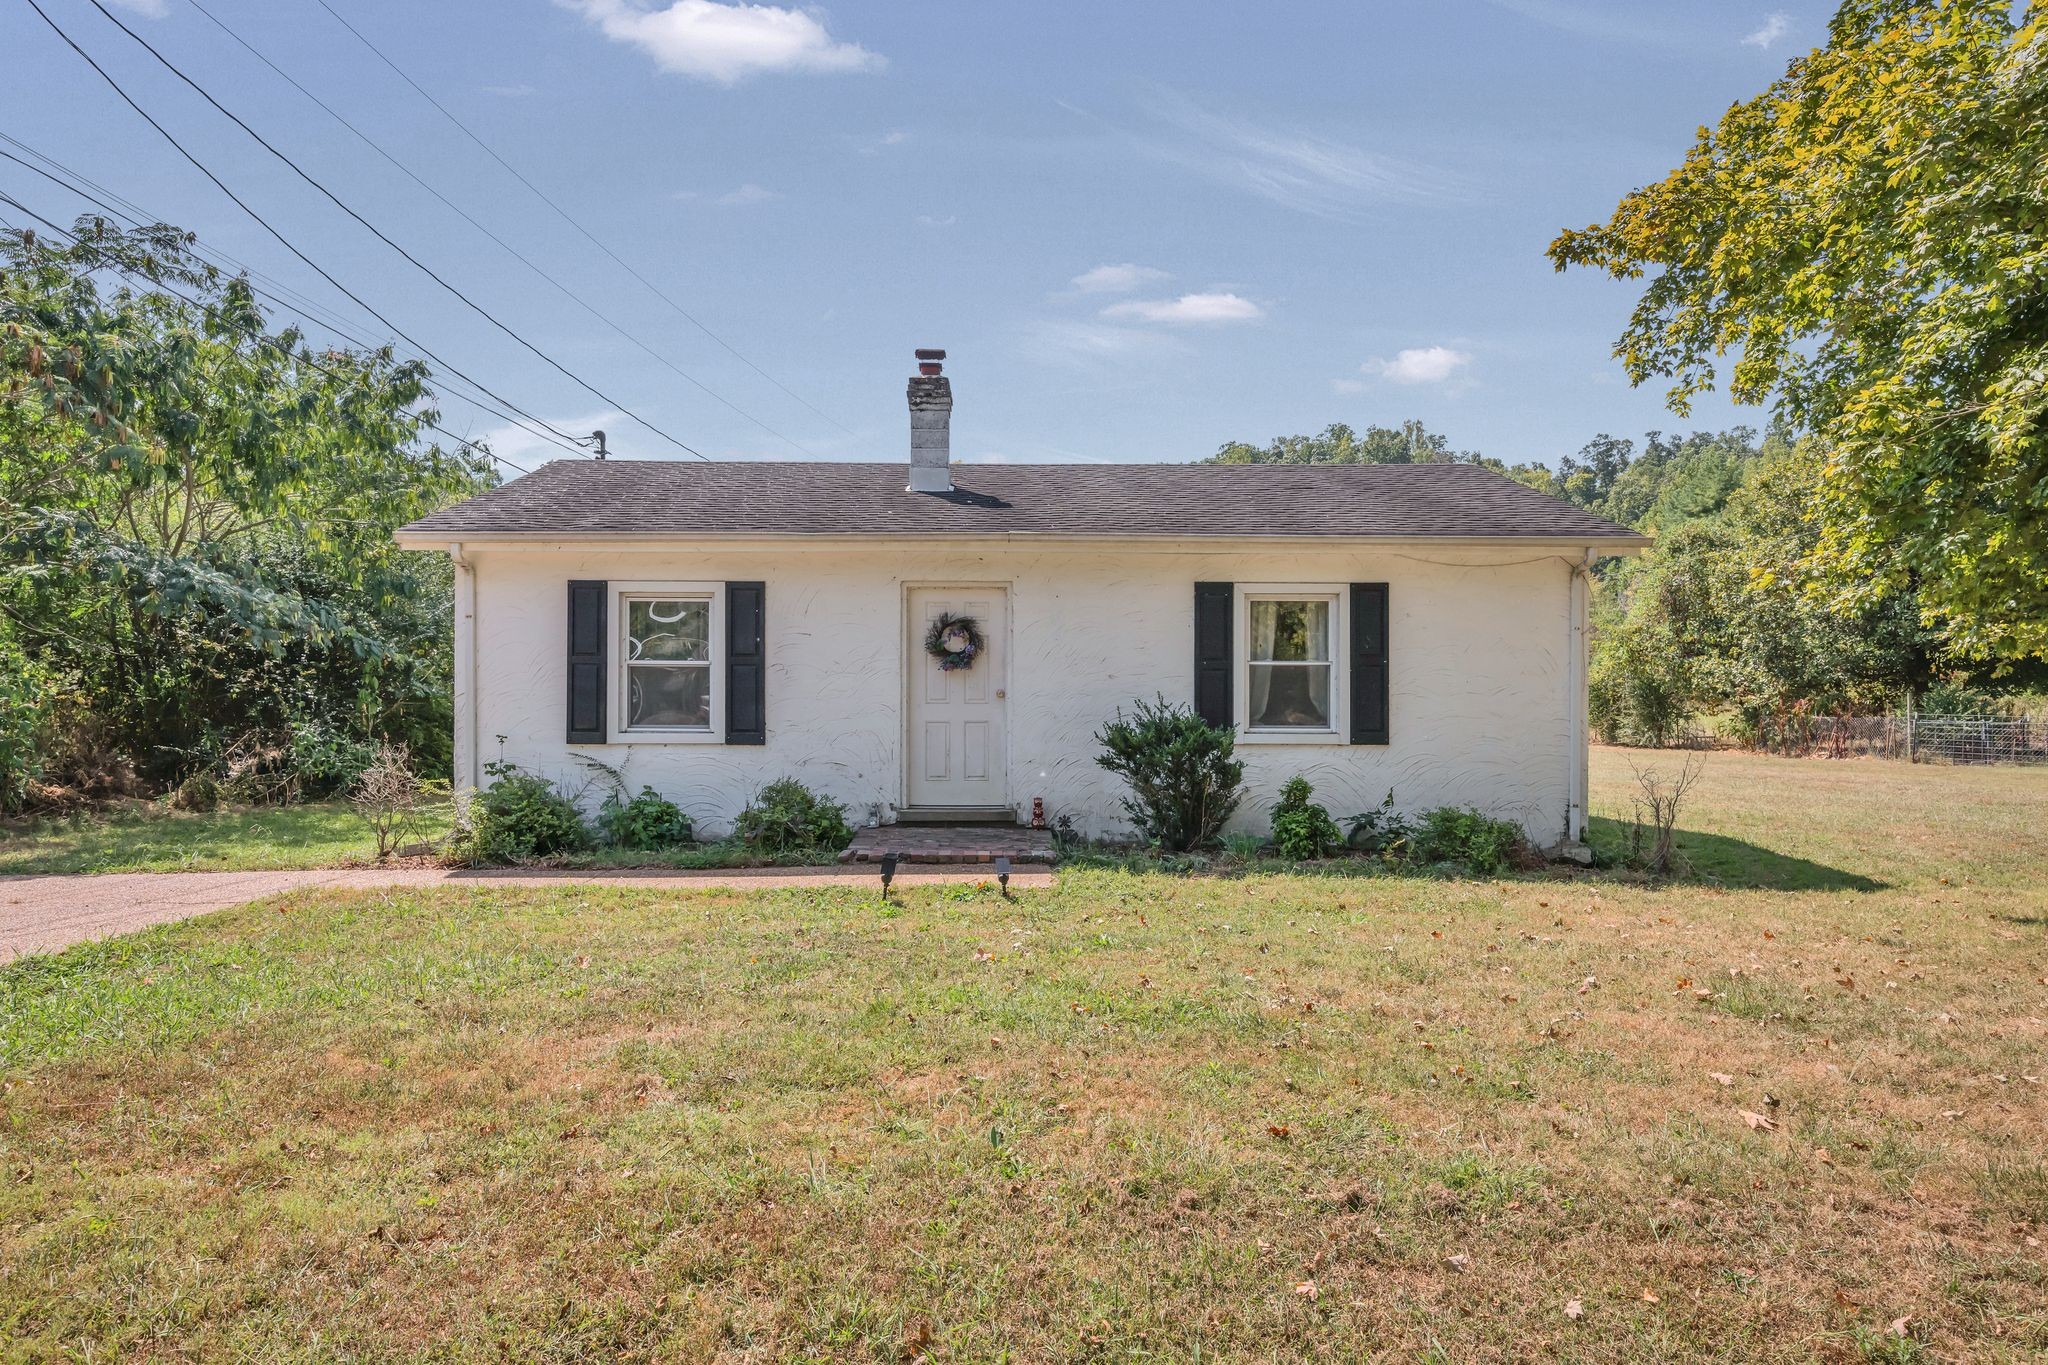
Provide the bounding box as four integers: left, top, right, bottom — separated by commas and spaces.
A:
561, 0, 882, 85
854, 129, 909, 156
716, 183, 779, 206
915, 213, 957, 227
106, 0, 168, 15
1742, 12, 1791, 48
1362, 346, 1472, 385
1070, 263, 1170, 295
481, 83, 536, 97
1126, 88, 1458, 220
1101, 292, 1264, 325
1014, 319, 1189, 368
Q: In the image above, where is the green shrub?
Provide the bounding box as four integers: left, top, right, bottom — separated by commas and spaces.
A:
1344, 789, 1411, 855
1095, 696, 1245, 852
0, 634, 51, 813
1269, 775, 1342, 859
283, 717, 376, 797
733, 778, 850, 855
1409, 806, 1532, 876
1589, 618, 1696, 746
1915, 679, 1997, 716
171, 771, 221, 813
465, 762, 589, 863
1220, 830, 1266, 863
598, 785, 693, 850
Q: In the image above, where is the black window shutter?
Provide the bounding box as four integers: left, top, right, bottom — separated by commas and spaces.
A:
1193, 582, 1233, 728
725, 581, 766, 745
1350, 582, 1389, 745
566, 580, 607, 744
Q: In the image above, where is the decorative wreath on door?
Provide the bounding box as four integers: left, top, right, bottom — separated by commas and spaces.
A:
923, 612, 984, 671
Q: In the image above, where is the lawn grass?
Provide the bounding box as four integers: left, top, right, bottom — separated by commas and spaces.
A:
2, 749, 2045, 1360
0, 799, 452, 874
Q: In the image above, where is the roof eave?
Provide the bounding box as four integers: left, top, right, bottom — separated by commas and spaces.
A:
394, 528, 1651, 552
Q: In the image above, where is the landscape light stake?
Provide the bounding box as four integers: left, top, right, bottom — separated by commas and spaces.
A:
879, 852, 898, 899
994, 856, 1012, 898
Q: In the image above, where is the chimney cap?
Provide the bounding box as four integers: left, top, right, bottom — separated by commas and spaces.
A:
914, 347, 946, 361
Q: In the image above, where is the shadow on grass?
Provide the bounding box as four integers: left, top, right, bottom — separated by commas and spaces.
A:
1587, 817, 1884, 892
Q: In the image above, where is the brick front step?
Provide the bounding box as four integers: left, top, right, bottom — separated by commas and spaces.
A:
840, 825, 1059, 865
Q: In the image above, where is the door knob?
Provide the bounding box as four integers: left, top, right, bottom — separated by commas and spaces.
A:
996, 689, 1006, 699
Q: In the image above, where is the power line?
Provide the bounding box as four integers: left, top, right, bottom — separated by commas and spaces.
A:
0, 189, 534, 474
18, 0, 592, 461
0, 143, 577, 462
0, 140, 583, 462
309, 0, 856, 439
179, 0, 820, 459
75, 0, 709, 462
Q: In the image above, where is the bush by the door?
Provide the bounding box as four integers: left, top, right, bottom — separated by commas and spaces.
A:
1095, 697, 1245, 852
734, 778, 852, 855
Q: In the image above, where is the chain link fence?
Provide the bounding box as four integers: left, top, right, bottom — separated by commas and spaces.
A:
1743, 712, 2047, 765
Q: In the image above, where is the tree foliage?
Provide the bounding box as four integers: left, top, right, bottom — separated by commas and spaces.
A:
1550, 0, 2048, 660
1210, 420, 1490, 467
0, 217, 492, 804
1590, 440, 1939, 744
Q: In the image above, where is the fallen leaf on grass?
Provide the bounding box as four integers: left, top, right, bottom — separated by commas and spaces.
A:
1740, 1110, 1778, 1132
900, 1319, 935, 1362
1890, 1314, 1912, 1337
1564, 1298, 1584, 1320
1834, 1289, 1860, 1310
1293, 1279, 1318, 1301
1641, 1288, 1660, 1304
1708, 1072, 1734, 1086
1446, 1253, 1471, 1273
1267, 1124, 1290, 1139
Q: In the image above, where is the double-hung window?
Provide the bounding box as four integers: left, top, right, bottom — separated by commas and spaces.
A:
1240, 588, 1343, 738
615, 584, 722, 740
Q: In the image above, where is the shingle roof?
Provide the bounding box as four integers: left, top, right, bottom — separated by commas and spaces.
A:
396, 460, 1647, 543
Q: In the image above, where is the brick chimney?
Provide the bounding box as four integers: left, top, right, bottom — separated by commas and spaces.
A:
907, 347, 952, 493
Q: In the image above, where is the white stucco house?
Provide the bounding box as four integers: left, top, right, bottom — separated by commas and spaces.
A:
396, 352, 1646, 848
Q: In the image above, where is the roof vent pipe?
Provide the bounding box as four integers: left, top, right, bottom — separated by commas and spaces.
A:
907, 348, 952, 493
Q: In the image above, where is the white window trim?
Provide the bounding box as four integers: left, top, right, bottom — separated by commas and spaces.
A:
609, 580, 724, 745
1235, 583, 1348, 746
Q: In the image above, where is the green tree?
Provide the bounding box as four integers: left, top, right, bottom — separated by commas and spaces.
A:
1210, 420, 1483, 466
0, 218, 491, 799
1550, 0, 2048, 660
1591, 441, 1939, 745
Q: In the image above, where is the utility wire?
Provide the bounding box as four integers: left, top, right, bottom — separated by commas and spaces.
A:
0, 141, 583, 462
2, 132, 421, 369
180, 0, 818, 459
75, 0, 708, 461
0, 190, 535, 474
18, 0, 591, 460
309, 0, 856, 439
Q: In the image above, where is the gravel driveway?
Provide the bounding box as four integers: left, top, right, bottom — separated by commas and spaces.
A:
0, 864, 1052, 962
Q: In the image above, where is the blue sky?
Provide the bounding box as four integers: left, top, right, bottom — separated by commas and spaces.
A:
2, 0, 1836, 472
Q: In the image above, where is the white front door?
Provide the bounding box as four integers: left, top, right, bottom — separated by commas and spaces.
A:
907, 587, 1009, 808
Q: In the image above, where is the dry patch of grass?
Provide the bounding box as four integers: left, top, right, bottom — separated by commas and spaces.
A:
2, 751, 2045, 1360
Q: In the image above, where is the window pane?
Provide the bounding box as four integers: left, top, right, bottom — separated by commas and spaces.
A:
1250, 662, 1332, 729
628, 663, 710, 728
1249, 600, 1330, 662
629, 599, 709, 662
